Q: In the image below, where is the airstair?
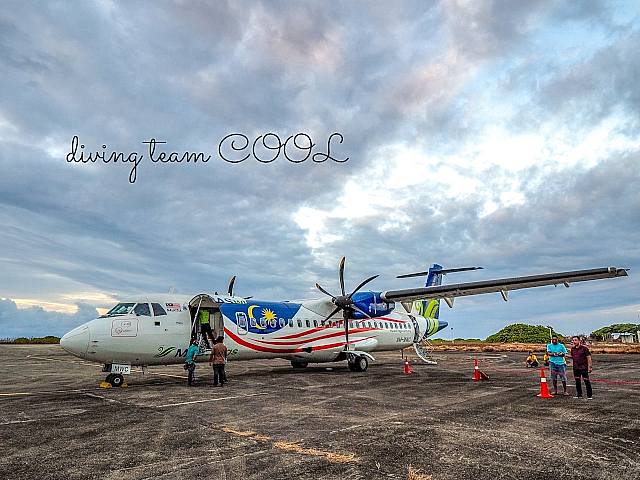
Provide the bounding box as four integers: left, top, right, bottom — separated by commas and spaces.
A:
413, 339, 438, 365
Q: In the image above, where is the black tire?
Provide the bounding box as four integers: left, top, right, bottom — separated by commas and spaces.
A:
348, 361, 357, 372
291, 361, 308, 369
110, 374, 124, 387
356, 356, 368, 372
105, 374, 114, 384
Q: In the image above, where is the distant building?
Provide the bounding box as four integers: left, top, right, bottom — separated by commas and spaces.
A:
611, 332, 638, 343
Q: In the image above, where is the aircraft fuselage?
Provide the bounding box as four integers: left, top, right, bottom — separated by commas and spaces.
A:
60, 293, 446, 367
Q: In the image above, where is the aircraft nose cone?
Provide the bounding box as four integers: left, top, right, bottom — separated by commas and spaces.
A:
60, 325, 90, 357
436, 320, 448, 333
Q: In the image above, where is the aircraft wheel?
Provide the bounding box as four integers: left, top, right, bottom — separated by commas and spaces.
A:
348, 361, 357, 372
291, 361, 308, 369
356, 356, 368, 372
110, 374, 124, 387
105, 373, 114, 384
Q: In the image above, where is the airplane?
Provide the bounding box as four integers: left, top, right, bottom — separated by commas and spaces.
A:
59, 259, 628, 386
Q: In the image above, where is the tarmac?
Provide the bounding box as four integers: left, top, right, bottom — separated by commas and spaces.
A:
1, 344, 639, 480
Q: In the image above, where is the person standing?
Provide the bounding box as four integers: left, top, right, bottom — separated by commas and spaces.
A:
569, 336, 593, 399
209, 336, 228, 387
199, 309, 214, 349
547, 335, 569, 396
185, 340, 199, 386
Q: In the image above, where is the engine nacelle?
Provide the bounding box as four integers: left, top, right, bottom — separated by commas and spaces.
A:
350, 292, 395, 319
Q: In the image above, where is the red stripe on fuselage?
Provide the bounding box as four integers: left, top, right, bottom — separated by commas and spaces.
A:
225, 327, 373, 354
254, 329, 379, 346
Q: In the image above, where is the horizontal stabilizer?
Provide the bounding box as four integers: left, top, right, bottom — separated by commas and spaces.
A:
396, 266, 483, 278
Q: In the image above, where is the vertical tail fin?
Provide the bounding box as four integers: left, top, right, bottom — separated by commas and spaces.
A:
414, 264, 444, 319
397, 265, 483, 319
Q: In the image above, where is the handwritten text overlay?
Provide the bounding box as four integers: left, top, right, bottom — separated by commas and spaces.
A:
66, 133, 349, 183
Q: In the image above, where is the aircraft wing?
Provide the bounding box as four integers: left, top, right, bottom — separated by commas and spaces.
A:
380, 267, 628, 306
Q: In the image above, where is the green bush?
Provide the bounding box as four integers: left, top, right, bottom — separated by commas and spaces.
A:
2, 336, 61, 344
485, 324, 562, 343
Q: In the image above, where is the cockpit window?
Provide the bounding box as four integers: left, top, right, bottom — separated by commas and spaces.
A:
106, 303, 135, 315
152, 303, 167, 316
133, 303, 151, 316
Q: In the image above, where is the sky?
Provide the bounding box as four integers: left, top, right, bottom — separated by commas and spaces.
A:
1, 0, 639, 340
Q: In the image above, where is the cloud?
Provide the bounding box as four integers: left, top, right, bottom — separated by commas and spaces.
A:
0, 298, 98, 338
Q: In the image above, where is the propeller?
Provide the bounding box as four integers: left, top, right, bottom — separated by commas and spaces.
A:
315, 257, 379, 345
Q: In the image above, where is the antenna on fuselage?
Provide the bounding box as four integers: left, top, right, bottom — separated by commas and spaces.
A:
168, 286, 175, 294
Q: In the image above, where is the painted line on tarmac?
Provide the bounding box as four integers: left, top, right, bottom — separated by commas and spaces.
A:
26, 354, 96, 367
0, 388, 94, 397
154, 392, 268, 408
147, 371, 184, 379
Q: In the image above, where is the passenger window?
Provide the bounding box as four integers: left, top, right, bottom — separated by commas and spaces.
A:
260, 318, 267, 328
133, 303, 151, 316
152, 303, 167, 316
289, 319, 293, 327
384, 322, 388, 329
279, 318, 286, 328
313, 320, 318, 327
349, 321, 354, 328
305, 319, 310, 328
297, 319, 302, 328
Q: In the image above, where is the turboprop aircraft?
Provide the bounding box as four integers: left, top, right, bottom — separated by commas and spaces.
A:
60, 259, 628, 386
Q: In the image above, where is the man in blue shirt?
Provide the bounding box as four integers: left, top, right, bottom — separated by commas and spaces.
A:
185, 341, 200, 386
547, 335, 568, 395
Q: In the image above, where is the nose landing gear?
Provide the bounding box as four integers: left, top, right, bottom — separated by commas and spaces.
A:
100, 372, 126, 388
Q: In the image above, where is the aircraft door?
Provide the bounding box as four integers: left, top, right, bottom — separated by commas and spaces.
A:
236, 312, 248, 335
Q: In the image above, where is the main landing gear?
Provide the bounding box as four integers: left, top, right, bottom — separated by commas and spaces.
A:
291, 361, 308, 369
348, 355, 368, 372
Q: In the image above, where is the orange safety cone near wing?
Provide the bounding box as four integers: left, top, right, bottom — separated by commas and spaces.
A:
404, 357, 415, 374
537, 368, 554, 398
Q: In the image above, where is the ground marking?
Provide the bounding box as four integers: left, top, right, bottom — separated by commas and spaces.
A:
211, 424, 360, 463
154, 392, 268, 408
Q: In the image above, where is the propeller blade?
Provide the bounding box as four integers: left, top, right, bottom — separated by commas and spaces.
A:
316, 283, 336, 300
322, 306, 341, 325
339, 257, 346, 296
348, 274, 379, 299
343, 309, 350, 345
228, 276, 236, 296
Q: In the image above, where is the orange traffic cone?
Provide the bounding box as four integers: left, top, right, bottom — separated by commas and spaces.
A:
472, 359, 482, 380
404, 357, 415, 374
537, 368, 554, 398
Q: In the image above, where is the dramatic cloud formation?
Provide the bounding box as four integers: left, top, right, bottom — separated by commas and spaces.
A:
1, 1, 639, 339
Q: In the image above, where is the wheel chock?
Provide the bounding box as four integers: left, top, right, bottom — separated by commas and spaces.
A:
121, 383, 128, 388
100, 382, 112, 388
